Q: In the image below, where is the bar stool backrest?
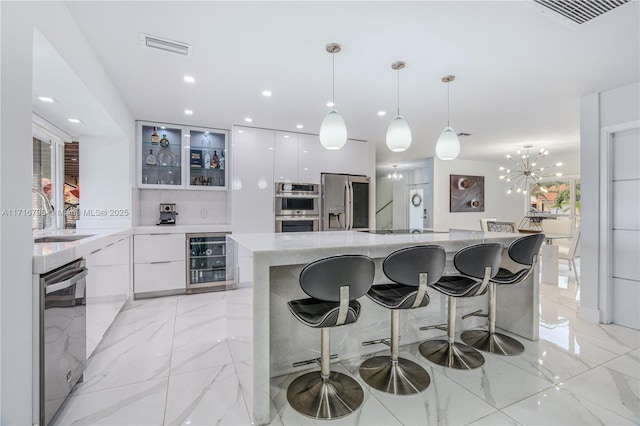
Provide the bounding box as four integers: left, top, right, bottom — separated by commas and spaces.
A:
300, 255, 375, 302
383, 245, 446, 286
509, 234, 545, 266
453, 243, 504, 279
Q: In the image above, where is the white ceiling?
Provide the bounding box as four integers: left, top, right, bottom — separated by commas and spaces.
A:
40, 1, 639, 174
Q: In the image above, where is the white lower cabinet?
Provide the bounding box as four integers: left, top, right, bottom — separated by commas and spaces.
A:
134, 261, 185, 293
86, 236, 130, 357
133, 233, 186, 297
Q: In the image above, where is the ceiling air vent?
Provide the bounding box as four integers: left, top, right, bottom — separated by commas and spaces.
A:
139, 33, 193, 56
532, 0, 630, 25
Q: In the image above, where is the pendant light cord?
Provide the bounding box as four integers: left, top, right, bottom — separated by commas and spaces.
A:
332, 52, 335, 106
397, 68, 400, 115
447, 81, 451, 127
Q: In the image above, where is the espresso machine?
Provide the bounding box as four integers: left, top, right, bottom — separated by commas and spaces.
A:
158, 203, 178, 225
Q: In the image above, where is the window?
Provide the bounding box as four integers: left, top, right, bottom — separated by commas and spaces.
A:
32, 117, 67, 230
530, 178, 581, 222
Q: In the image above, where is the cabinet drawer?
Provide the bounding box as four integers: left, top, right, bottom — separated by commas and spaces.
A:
134, 234, 185, 263
134, 261, 185, 294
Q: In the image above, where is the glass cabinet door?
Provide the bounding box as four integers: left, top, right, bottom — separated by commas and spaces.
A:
140, 123, 182, 187
187, 128, 227, 189
187, 233, 228, 292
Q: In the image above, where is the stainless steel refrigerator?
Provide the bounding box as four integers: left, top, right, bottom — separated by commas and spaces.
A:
321, 173, 370, 231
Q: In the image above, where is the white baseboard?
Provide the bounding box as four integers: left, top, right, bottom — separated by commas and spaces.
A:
578, 306, 602, 323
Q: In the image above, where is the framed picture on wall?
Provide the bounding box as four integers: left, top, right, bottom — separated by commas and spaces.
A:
450, 174, 485, 212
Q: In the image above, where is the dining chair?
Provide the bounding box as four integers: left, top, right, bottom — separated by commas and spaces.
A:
558, 222, 580, 284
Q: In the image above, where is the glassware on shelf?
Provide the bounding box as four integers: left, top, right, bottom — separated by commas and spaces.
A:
145, 149, 157, 166
219, 151, 225, 170
212, 151, 219, 169
204, 151, 211, 169
201, 134, 210, 147
159, 134, 170, 147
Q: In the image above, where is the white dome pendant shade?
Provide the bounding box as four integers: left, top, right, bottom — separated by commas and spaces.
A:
435, 126, 460, 160
386, 115, 412, 152
386, 61, 412, 152
319, 43, 347, 150
320, 108, 347, 150
435, 75, 460, 161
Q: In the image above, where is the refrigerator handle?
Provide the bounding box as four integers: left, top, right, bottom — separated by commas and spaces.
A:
347, 181, 354, 230
344, 180, 351, 230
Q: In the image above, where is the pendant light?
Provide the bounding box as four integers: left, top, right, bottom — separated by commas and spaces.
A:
435, 75, 460, 160
319, 43, 347, 150
386, 61, 412, 152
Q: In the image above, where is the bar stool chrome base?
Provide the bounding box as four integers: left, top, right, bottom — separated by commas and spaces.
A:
460, 330, 525, 356
419, 339, 485, 370
287, 371, 364, 420
359, 356, 430, 395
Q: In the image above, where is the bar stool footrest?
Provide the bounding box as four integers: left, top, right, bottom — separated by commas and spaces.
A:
461, 309, 488, 320
286, 371, 364, 420
419, 323, 447, 332
362, 337, 393, 347
418, 339, 485, 369
460, 330, 525, 356
292, 353, 338, 368
359, 355, 430, 395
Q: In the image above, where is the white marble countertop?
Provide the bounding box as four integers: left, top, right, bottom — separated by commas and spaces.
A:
133, 224, 232, 234
32, 228, 131, 274
229, 229, 520, 254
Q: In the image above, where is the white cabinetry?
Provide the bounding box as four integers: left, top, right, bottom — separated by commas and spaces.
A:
137, 121, 228, 190
231, 126, 275, 234
134, 233, 185, 296
86, 235, 130, 357
274, 132, 320, 184
319, 139, 369, 176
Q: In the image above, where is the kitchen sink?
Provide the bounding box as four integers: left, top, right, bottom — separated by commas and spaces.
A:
34, 235, 95, 243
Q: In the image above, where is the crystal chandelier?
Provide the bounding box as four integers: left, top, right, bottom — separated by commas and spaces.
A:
387, 165, 403, 181
499, 145, 562, 194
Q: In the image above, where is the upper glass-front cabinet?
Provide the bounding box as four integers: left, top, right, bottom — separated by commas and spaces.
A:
187, 127, 228, 189
137, 121, 228, 190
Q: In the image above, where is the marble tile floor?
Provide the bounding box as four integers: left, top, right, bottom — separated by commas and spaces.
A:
52, 258, 640, 425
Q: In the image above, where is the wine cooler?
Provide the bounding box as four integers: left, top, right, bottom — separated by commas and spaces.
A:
186, 232, 231, 293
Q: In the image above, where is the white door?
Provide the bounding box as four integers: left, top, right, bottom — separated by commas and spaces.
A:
608, 126, 640, 329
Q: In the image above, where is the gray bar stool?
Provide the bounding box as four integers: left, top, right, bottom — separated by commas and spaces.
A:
461, 234, 545, 355
286, 255, 375, 420
419, 243, 504, 370
359, 245, 446, 395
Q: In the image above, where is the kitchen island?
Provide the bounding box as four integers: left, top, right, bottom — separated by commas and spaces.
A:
226, 229, 539, 425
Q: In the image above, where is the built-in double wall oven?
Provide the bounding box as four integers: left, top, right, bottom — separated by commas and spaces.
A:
274, 182, 320, 233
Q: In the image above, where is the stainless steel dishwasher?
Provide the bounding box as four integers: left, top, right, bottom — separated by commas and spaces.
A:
40, 258, 88, 426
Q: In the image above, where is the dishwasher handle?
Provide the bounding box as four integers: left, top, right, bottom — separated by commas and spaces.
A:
45, 268, 88, 295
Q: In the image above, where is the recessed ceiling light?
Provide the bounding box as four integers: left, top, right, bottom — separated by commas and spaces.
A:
296, 124, 304, 129
38, 96, 57, 103
184, 75, 195, 83
244, 117, 253, 123
238, 130, 244, 133
185, 109, 193, 115
160, 126, 166, 129
377, 110, 386, 116
284, 135, 290, 138
262, 90, 272, 97
326, 101, 335, 107
68, 118, 82, 124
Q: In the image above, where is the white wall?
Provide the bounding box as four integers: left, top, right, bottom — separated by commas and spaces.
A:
0, 2, 134, 422
138, 189, 229, 226
0, 3, 37, 423
580, 82, 640, 324
433, 158, 525, 231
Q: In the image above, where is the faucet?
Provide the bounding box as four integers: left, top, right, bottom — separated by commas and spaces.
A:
32, 189, 55, 230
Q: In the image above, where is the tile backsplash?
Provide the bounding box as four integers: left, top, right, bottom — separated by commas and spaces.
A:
138, 189, 229, 226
